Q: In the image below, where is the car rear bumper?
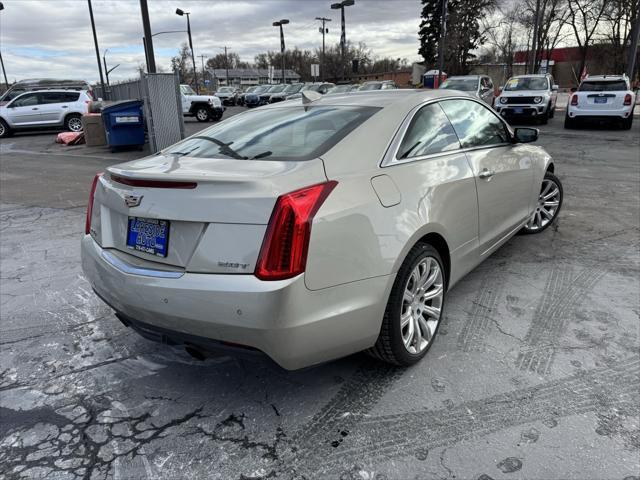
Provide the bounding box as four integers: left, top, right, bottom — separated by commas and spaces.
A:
566, 106, 633, 118
81, 235, 391, 370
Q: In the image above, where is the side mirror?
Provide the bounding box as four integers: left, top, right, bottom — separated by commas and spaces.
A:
498, 86, 504, 93
514, 127, 538, 143
552, 84, 559, 91
570, 87, 577, 93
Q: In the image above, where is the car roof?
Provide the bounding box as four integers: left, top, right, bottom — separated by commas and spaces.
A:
582, 75, 626, 81
266, 89, 470, 109
447, 75, 480, 80
512, 74, 549, 78
17, 89, 86, 94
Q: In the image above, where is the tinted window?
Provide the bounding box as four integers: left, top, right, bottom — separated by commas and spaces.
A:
163, 106, 379, 161
397, 103, 460, 159
579, 80, 627, 92
440, 99, 510, 148
41, 92, 79, 104
440, 78, 477, 91
11, 93, 39, 107
504, 77, 548, 91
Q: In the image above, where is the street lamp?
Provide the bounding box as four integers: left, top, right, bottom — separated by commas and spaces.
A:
176, 8, 199, 93
272, 19, 289, 84
330, 0, 354, 81
102, 49, 120, 90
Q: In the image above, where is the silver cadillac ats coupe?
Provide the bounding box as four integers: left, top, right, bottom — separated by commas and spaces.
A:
81, 89, 563, 370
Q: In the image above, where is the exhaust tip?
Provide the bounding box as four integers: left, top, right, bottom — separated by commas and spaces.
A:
185, 345, 207, 361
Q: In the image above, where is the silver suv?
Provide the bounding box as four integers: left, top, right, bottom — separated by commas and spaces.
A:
0, 89, 92, 138
495, 74, 558, 124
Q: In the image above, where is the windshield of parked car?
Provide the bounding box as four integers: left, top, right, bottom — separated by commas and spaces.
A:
504, 77, 548, 91
267, 85, 285, 93
359, 82, 383, 91
440, 78, 478, 91
327, 85, 353, 94
283, 84, 304, 93
578, 80, 627, 92
163, 106, 380, 161
218, 87, 234, 93
180, 85, 197, 95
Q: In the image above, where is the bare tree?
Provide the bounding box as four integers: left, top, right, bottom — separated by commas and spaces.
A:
482, 7, 527, 77
567, 0, 608, 77
602, 0, 640, 73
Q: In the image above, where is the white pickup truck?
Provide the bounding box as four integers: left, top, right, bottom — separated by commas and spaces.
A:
180, 84, 224, 122
565, 74, 636, 130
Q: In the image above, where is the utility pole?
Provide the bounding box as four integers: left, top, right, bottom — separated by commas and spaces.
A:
198, 54, 207, 91
530, 0, 541, 73
0, 2, 8, 89
87, 0, 106, 99
140, 0, 156, 73
315, 17, 331, 81
224, 46, 229, 86
437, 0, 447, 87
627, 9, 640, 81
273, 20, 289, 84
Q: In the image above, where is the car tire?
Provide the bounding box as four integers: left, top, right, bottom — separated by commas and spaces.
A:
539, 110, 549, 125
621, 116, 633, 130
367, 243, 446, 367
0, 118, 11, 138
519, 171, 563, 235
548, 104, 555, 118
195, 106, 211, 122
65, 114, 83, 132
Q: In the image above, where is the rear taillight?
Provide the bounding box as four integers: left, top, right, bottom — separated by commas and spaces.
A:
624, 93, 632, 106
570, 94, 578, 106
85, 173, 103, 235
255, 181, 338, 281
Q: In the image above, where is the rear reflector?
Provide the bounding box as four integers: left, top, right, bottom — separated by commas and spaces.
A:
255, 181, 338, 281
624, 93, 632, 106
570, 94, 578, 106
85, 173, 103, 235
111, 174, 197, 189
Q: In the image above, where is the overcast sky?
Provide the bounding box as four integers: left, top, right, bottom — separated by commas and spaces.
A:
0, 0, 423, 83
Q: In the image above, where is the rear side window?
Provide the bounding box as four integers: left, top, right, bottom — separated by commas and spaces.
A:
163, 106, 380, 161
41, 92, 79, 104
579, 80, 627, 92
397, 103, 460, 159
440, 99, 510, 148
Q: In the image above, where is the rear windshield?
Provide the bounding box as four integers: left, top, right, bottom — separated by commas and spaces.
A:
504, 77, 548, 91
440, 79, 477, 91
360, 83, 383, 91
579, 80, 627, 92
163, 106, 380, 161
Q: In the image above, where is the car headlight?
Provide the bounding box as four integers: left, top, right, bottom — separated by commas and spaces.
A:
499, 97, 507, 104
534, 96, 542, 103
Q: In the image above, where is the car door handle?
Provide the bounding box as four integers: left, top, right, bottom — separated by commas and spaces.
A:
31, 107, 39, 110
478, 169, 495, 179
61, 105, 68, 108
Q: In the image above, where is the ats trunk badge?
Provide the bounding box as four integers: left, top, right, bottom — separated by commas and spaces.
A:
124, 194, 143, 208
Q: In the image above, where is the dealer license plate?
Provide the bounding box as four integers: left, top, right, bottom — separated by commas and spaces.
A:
126, 217, 169, 257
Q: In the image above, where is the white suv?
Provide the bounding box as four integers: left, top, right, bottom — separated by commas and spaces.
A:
495, 74, 558, 124
565, 74, 636, 130
0, 89, 92, 138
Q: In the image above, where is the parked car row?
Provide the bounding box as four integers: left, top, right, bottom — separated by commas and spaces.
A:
438, 72, 635, 129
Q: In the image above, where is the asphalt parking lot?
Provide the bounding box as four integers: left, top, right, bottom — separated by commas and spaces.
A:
1, 107, 639, 479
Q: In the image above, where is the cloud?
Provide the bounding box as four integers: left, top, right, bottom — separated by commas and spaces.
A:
0, 0, 423, 84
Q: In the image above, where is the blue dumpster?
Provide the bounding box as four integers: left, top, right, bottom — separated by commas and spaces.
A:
101, 100, 145, 151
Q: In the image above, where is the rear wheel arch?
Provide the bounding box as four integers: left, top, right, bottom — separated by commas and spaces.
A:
546, 162, 554, 173
416, 232, 451, 290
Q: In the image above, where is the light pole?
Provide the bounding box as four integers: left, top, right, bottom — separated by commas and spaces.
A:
437, 0, 447, 87
176, 8, 199, 93
272, 19, 289, 84
330, 0, 354, 81
140, 0, 156, 73
87, 0, 106, 98
315, 17, 331, 81
102, 49, 120, 90
0, 2, 8, 89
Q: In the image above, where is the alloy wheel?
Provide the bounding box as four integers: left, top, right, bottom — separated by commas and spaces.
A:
68, 117, 83, 132
196, 109, 209, 121
526, 178, 561, 231
400, 256, 444, 354
0, 122, 5, 137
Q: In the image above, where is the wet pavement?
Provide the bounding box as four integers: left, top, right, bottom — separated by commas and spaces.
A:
1, 111, 639, 479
